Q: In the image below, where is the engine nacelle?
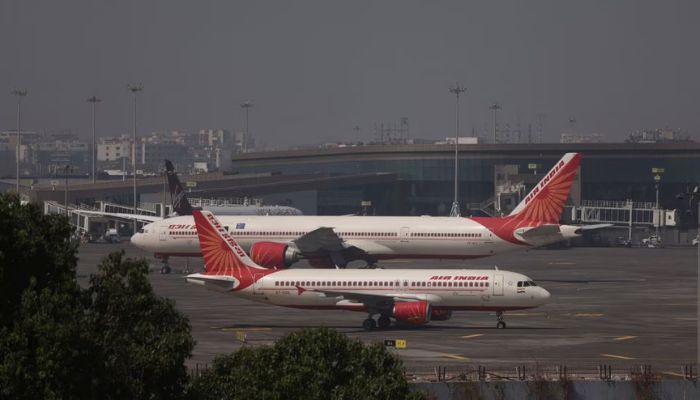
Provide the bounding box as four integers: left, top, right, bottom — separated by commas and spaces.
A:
392, 301, 431, 325
249, 242, 299, 268
430, 309, 452, 321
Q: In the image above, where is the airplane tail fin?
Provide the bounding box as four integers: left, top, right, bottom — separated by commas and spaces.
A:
508, 153, 581, 224
192, 210, 266, 279
165, 160, 195, 215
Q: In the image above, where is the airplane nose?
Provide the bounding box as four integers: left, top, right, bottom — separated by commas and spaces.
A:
130, 232, 143, 247
541, 288, 551, 303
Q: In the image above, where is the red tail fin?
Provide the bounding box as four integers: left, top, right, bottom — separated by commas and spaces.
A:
508, 152, 581, 224
192, 210, 265, 278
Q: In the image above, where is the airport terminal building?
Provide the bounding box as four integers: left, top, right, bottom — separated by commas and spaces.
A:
230, 143, 700, 244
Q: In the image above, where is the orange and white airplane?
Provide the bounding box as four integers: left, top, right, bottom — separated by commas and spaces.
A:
187, 209, 551, 330
133, 153, 602, 269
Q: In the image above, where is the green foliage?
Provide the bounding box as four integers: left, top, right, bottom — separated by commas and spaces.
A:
0, 281, 98, 399
0, 193, 78, 328
189, 327, 424, 400
0, 195, 194, 400
85, 251, 195, 399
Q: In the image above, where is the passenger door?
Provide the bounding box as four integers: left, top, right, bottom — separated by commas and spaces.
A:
400, 227, 410, 243
493, 274, 504, 296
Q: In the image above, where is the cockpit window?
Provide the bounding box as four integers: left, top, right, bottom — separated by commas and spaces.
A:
517, 281, 523, 287
529, 281, 537, 286
138, 228, 145, 234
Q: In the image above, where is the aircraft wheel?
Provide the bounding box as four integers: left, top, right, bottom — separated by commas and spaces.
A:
377, 315, 391, 329
362, 318, 376, 331
496, 321, 506, 329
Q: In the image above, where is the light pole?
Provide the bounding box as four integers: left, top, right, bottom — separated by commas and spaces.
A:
87, 96, 101, 184
448, 84, 466, 217
128, 84, 143, 233
11, 89, 27, 193
678, 185, 700, 370
240, 101, 253, 152
652, 167, 664, 242
489, 102, 501, 144
64, 164, 73, 218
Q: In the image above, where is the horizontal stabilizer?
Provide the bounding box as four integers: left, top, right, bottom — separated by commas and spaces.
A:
513, 224, 566, 246
577, 223, 613, 231
185, 273, 238, 292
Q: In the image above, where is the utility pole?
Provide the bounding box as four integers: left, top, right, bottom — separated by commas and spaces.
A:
448, 83, 467, 217
240, 101, 253, 152
489, 102, 501, 144
86, 96, 101, 184
11, 89, 27, 193
128, 84, 143, 234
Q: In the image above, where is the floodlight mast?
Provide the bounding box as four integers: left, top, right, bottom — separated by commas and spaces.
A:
448, 84, 467, 217
87, 96, 102, 184
12, 89, 27, 194
128, 84, 143, 233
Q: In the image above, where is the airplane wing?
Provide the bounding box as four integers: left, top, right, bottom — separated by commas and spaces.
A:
292, 227, 369, 267
74, 209, 163, 223
299, 286, 441, 308
293, 227, 345, 253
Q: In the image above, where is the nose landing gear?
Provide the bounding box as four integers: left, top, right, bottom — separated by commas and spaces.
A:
496, 311, 507, 329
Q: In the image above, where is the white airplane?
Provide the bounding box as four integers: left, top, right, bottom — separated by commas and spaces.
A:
186, 209, 551, 330
133, 153, 605, 270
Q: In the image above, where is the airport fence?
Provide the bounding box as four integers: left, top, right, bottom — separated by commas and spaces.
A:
188, 362, 698, 382
403, 362, 698, 383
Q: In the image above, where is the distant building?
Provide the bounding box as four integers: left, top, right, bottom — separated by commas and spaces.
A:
437, 137, 480, 145
97, 136, 132, 162
560, 133, 605, 143
626, 128, 692, 143
29, 133, 89, 175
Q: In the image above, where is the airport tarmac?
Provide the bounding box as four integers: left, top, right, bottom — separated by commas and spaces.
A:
76, 243, 697, 373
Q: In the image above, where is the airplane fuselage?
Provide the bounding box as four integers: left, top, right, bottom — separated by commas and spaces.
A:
133, 215, 548, 261
187, 268, 550, 312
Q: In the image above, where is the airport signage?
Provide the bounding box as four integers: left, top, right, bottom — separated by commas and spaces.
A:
651, 167, 665, 174
186, 181, 197, 188
50, 180, 60, 186
384, 339, 406, 349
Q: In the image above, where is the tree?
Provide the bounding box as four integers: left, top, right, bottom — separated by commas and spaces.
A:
188, 327, 423, 400
0, 193, 78, 328
0, 194, 195, 399
84, 251, 195, 399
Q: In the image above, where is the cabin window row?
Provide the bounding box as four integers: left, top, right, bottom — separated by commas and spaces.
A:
273, 280, 489, 288
411, 232, 483, 238
171, 231, 196, 236
411, 281, 488, 288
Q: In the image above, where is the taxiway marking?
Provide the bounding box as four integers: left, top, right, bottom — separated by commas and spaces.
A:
600, 353, 635, 360
574, 313, 604, 317
612, 335, 637, 341
441, 353, 469, 360
460, 334, 484, 339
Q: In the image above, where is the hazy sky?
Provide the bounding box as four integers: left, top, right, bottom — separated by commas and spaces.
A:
1, 1, 699, 147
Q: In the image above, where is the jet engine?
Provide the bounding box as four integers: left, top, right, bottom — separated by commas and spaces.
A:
392, 301, 431, 325
430, 309, 452, 321
249, 242, 299, 268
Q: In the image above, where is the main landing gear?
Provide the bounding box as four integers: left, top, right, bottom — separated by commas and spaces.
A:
496, 311, 507, 329
160, 256, 172, 274
362, 314, 392, 331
